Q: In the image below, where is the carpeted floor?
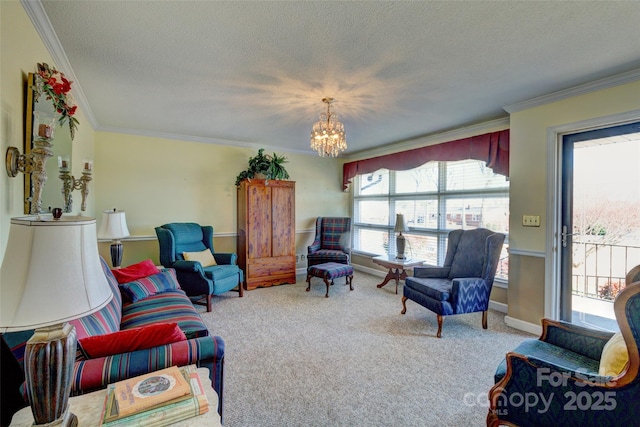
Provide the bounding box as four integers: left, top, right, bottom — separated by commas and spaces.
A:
197, 270, 534, 427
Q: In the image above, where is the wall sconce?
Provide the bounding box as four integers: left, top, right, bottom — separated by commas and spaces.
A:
5, 112, 57, 214
59, 156, 92, 213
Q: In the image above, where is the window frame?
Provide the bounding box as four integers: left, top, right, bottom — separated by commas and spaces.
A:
351, 160, 509, 283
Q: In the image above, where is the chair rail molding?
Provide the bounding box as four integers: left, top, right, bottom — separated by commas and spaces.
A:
100, 228, 315, 243
507, 248, 545, 258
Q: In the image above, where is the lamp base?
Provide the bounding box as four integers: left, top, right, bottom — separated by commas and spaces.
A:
24, 323, 78, 427
110, 241, 123, 269
35, 410, 78, 427
396, 233, 407, 260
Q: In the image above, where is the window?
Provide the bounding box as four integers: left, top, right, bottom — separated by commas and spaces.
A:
353, 159, 509, 280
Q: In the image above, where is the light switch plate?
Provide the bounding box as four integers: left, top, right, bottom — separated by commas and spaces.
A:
522, 215, 541, 227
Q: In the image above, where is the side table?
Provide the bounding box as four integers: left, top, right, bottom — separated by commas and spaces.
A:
372, 255, 425, 294
10, 366, 222, 427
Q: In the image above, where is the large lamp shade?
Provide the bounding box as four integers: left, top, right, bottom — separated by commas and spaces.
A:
1, 216, 112, 331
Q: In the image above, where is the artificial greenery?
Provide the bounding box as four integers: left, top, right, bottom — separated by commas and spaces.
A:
235, 148, 290, 186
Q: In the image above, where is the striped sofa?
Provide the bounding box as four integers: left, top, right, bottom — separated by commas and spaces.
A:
2, 257, 225, 418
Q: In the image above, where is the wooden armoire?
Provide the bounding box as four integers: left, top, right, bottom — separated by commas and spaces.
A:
237, 179, 296, 290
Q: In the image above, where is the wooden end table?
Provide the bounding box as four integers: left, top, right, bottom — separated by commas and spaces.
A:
372, 255, 425, 294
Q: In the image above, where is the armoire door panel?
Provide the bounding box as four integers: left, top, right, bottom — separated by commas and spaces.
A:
271, 186, 295, 257
247, 185, 272, 259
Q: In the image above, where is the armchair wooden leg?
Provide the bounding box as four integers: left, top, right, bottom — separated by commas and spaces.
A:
206, 294, 212, 312
401, 296, 408, 314
482, 310, 488, 329
436, 315, 443, 338
238, 280, 244, 297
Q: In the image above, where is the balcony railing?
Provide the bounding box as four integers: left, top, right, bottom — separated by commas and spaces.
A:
572, 241, 640, 301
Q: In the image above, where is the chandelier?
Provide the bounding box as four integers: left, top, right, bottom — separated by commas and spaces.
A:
310, 97, 347, 157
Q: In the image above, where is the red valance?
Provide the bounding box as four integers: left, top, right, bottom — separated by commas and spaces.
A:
342, 129, 509, 191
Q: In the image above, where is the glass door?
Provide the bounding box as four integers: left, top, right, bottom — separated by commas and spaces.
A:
560, 122, 640, 331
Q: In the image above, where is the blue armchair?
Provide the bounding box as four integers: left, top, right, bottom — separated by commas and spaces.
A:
156, 223, 243, 311
307, 217, 352, 268
401, 228, 505, 337
487, 273, 640, 426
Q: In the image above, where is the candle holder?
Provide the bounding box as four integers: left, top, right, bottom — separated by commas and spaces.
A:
59, 158, 92, 213
5, 112, 57, 214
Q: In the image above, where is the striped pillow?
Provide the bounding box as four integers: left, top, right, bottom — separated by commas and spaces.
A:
119, 269, 181, 302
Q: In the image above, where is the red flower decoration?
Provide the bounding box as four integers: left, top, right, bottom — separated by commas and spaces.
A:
35, 63, 79, 140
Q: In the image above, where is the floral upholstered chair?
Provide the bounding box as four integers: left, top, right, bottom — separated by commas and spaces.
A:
401, 228, 505, 337
306, 217, 352, 268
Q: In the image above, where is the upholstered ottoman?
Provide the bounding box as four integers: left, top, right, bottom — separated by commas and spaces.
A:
306, 262, 354, 298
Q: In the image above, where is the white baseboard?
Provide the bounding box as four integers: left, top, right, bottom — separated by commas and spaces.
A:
352, 264, 386, 278
489, 300, 507, 314
505, 316, 542, 336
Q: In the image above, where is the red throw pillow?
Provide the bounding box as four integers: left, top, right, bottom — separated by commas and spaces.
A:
111, 259, 161, 284
78, 323, 186, 359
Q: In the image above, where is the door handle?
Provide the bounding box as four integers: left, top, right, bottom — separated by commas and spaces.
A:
561, 225, 579, 248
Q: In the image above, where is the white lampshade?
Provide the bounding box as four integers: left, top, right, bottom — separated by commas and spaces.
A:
394, 213, 409, 233
98, 209, 130, 240
0, 216, 113, 332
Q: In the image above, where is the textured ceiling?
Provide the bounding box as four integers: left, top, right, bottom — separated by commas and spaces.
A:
33, 0, 640, 155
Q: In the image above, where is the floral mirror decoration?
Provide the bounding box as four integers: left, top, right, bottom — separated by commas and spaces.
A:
34, 63, 79, 140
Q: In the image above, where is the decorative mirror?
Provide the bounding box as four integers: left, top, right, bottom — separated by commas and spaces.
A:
19, 65, 78, 214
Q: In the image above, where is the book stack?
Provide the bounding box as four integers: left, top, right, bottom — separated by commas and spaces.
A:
101, 365, 209, 426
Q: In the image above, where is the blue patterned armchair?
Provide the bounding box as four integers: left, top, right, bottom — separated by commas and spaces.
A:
401, 228, 505, 337
156, 223, 243, 312
487, 272, 640, 426
307, 217, 352, 268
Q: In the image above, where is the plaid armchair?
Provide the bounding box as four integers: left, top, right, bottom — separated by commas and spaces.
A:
307, 217, 352, 268
401, 228, 505, 337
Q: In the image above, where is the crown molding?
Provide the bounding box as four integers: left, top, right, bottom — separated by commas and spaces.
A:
95, 125, 317, 155
344, 116, 510, 160
21, 0, 99, 129
504, 68, 640, 114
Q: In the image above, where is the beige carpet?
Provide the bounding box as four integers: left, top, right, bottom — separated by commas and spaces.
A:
197, 271, 534, 427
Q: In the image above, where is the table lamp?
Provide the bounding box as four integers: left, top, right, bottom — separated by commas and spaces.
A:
0, 216, 113, 426
98, 208, 130, 268
394, 213, 409, 260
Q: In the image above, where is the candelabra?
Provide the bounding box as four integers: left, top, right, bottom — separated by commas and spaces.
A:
5, 113, 57, 214
58, 157, 92, 213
